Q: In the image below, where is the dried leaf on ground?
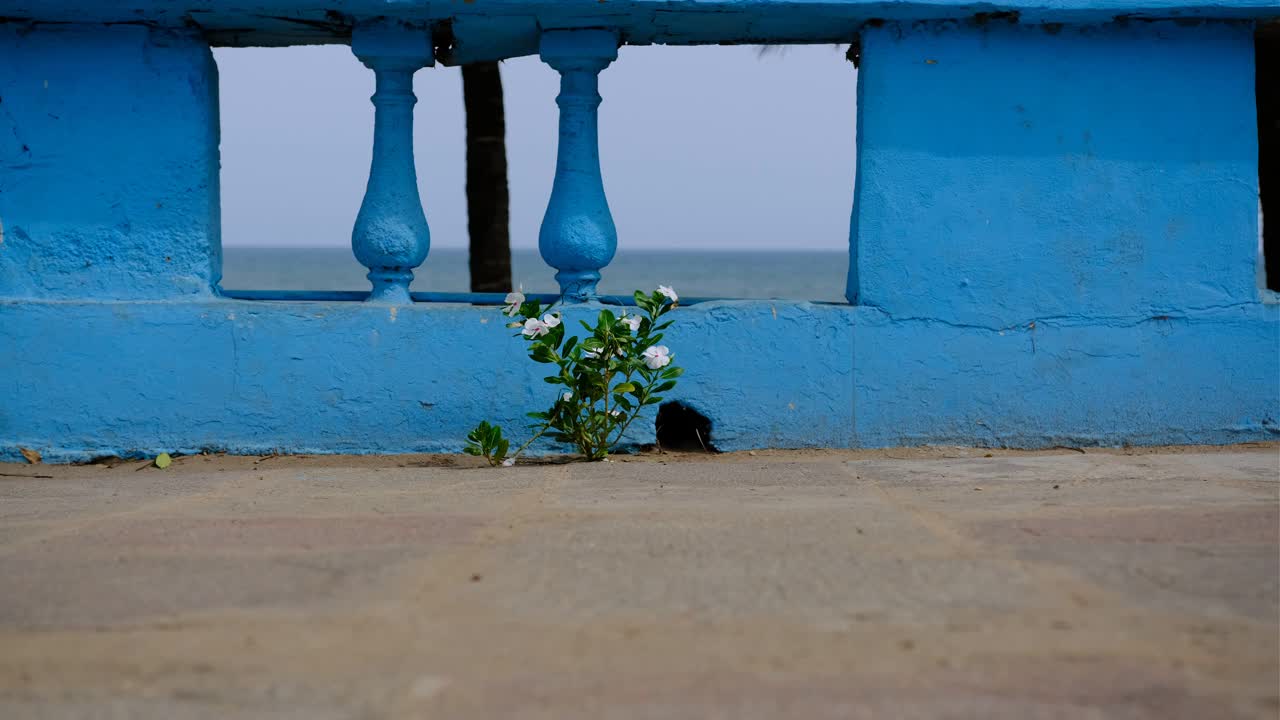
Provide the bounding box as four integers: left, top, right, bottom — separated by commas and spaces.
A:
19, 447, 41, 464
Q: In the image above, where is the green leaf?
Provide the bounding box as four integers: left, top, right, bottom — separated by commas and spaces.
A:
154, 452, 172, 469
662, 366, 684, 379
530, 345, 557, 364
463, 446, 481, 456
598, 308, 616, 329
644, 395, 665, 406
654, 380, 677, 393
543, 376, 562, 384
612, 382, 637, 394
562, 336, 578, 355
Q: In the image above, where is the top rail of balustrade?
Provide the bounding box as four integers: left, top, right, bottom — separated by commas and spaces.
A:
0, 0, 1274, 61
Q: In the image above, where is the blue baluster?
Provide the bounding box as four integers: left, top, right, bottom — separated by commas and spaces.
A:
539, 30, 619, 301
351, 21, 433, 304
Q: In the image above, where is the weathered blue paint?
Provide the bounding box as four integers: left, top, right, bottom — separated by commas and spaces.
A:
852, 304, 1279, 447
350, 20, 433, 304
1, 10, 1277, 461
0, 24, 221, 300
0, 297, 1273, 461
0, 299, 853, 460
0, 2, 1276, 61
842, 19, 1279, 446
850, 21, 1263, 326
538, 30, 620, 300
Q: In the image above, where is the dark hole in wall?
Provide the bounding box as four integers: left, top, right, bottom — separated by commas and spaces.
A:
656, 402, 717, 452
1258, 26, 1280, 292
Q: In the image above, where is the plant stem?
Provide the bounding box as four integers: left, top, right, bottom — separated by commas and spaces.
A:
511, 422, 552, 461
608, 373, 661, 449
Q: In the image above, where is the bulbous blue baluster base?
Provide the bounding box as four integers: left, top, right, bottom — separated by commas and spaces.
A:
554, 269, 602, 301
367, 268, 415, 304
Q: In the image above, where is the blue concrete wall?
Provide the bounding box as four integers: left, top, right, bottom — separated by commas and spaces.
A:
853, 303, 1278, 447
0, 18, 1275, 461
0, 299, 855, 461
0, 25, 220, 300
847, 20, 1278, 447
851, 21, 1261, 325
1, 294, 1271, 461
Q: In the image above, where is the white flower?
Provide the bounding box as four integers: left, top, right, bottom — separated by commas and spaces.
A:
642, 345, 672, 369
609, 409, 622, 418
542, 312, 561, 328
503, 290, 525, 317
563, 392, 573, 402
502, 458, 515, 467
620, 315, 642, 332
522, 318, 548, 337
657, 285, 678, 303
583, 349, 600, 359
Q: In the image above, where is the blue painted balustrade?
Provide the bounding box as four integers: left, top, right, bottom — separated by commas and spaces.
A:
538, 30, 621, 300
0, 1, 1277, 461
350, 21, 433, 304
354, 25, 621, 302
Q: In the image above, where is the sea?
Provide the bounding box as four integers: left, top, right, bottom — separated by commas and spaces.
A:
220, 247, 850, 303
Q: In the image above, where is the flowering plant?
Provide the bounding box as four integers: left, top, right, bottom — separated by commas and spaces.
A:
464, 286, 683, 465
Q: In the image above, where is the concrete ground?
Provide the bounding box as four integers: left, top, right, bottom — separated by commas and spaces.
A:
0, 446, 1277, 719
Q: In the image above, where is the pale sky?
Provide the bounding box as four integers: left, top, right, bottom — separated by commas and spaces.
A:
215, 44, 857, 250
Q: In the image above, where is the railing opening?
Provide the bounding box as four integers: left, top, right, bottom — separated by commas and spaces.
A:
589, 44, 856, 302
214, 46, 378, 292
214, 43, 856, 303
1257, 27, 1280, 292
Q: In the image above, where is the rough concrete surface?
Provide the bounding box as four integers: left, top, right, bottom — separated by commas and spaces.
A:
0, 446, 1277, 719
